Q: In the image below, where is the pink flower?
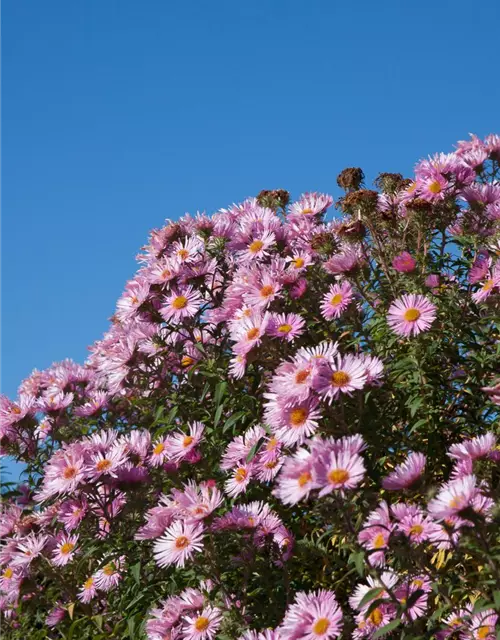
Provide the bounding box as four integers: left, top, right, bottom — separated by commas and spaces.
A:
51, 533, 79, 566
11, 534, 47, 567
225, 464, 254, 497
239, 231, 275, 263
267, 313, 306, 342
279, 589, 343, 639
396, 512, 439, 544
320, 281, 354, 320
149, 437, 171, 467
173, 481, 223, 521
428, 475, 493, 520
181, 606, 222, 640
169, 421, 205, 462
313, 354, 367, 403
269, 397, 323, 447
472, 262, 500, 303
392, 251, 416, 273
468, 609, 498, 639
93, 556, 125, 592
78, 576, 97, 603
46, 605, 66, 628
274, 448, 315, 505
232, 312, 271, 355
387, 294, 436, 336
161, 286, 203, 322
448, 432, 496, 462
382, 452, 426, 490
153, 521, 204, 568
86, 444, 128, 480
314, 450, 365, 496
289, 192, 333, 219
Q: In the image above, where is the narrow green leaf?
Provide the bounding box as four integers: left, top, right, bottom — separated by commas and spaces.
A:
214, 404, 224, 428
246, 438, 264, 463
358, 587, 384, 610
131, 562, 141, 586
373, 618, 402, 638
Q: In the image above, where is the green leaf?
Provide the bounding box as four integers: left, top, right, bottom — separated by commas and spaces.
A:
246, 438, 264, 463
166, 405, 178, 425
214, 381, 227, 406
373, 618, 402, 638
131, 562, 141, 586
494, 590, 500, 610
214, 404, 224, 428
223, 411, 246, 433
357, 587, 384, 610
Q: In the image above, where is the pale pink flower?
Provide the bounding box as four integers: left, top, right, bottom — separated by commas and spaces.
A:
161, 286, 203, 322
314, 450, 365, 496
313, 354, 367, 402
51, 533, 79, 566
320, 281, 354, 320
153, 521, 204, 568
387, 294, 436, 336
382, 452, 426, 490
181, 606, 222, 640
78, 576, 97, 603
169, 421, 205, 462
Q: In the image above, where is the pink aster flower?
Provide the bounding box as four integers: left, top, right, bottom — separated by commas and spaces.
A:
397, 512, 440, 545
382, 452, 426, 490
232, 312, 271, 355
169, 421, 205, 462
161, 286, 203, 323
472, 263, 500, 303
93, 556, 125, 592
51, 533, 79, 566
448, 432, 496, 462
86, 444, 128, 480
269, 397, 323, 447
225, 464, 254, 497
149, 437, 171, 467
229, 353, 247, 379
181, 606, 222, 640
419, 172, 449, 201
358, 502, 392, 567
468, 609, 498, 639
239, 231, 276, 263
289, 192, 333, 219
267, 312, 306, 342
279, 589, 343, 640
392, 251, 416, 273
173, 481, 223, 521
11, 534, 48, 567
428, 475, 492, 520
78, 576, 97, 603
245, 274, 282, 310
313, 354, 367, 403
153, 521, 204, 568
314, 450, 365, 496
358, 354, 384, 385
324, 247, 364, 275
387, 294, 436, 336
46, 605, 66, 628
274, 448, 315, 505
320, 281, 354, 320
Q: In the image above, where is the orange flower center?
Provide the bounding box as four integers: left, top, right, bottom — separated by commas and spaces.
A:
181, 355, 194, 367
428, 180, 442, 194
3, 568, 13, 579
312, 617, 330, 634
84, 577, 94, 589
298, 471, 312, 487
449, 495, 463, 509
331, 293, 343, 306
96, 459, 112, 472
302, 207, 313, 215
477, 626, 491, 639
409, 524, 424, 536
295, 370, 310, 384
482, 278, 495, 291
177, 248, 189, 260
368, 608, 383, 625
328, 469, 350, 484
246, 327, 260, 340
373, 533, 385, 549
289, 407, 308, 426
63, 466, 78, 480
235, 468, 248, 482
249, 240, 264, 253
264, 460, 278, 469
103, 563, 116, 576
331, 371, 350, 386
183, 435, 194, 448
175, 536, 189, 549
172, 295, 188, 310
403, 308, 421, 322
60, 542, 75, 555
278, 323, 293, 334
266, 437, 278, 451
260, 284, 274, 298
412, 579, 423, 588
12, 406, 22, 415
153, 442, 165, 455
293, 257, 304, 268
194, 616, 210, 631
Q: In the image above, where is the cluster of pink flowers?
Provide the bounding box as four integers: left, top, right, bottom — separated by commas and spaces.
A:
1, 134, 499, 637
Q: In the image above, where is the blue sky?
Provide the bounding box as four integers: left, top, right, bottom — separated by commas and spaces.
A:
2, 0, 500, 477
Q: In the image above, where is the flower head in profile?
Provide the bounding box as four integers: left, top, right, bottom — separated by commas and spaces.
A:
169, 422, 205, 462
93, 556, 125, 592
382, 452, 426, 490
78, 576, 97, 603
153, 521, 204, 568
387, 294, 436, 336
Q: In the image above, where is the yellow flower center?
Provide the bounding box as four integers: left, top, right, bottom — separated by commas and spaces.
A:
3, 568, 13, 579
373, 533, 385, 549
96, 459, 112, 472
331, 293, 343, 306
172, 295, 188, 310
302, 207, 313, 215
482, 278, 495, 291
368, 608, 383, 625
183, 435, 194, 448
63, 466, 78, 480
260, 284, 274, 297
103, 563, 116, 576
331, 371, 350, 386
249, 240, 264, 253
235, 468, 248, 482
264, 460, 278, 469
293, 257, 305, 268
409, 524, 424, 536
84, 577, 94, 589
181, 355, 194, 367
328, 469, 350, 484
449, 617, 462, 628
175, 536, 189, 549
289, 407, 308, 426
477, 626, 492, 639
60, 542, 75, 555
266, 437, 278, 451
246, 327, 260, 340
194, 616, 210, 631
403, 308, 421, 322
412, 579, 423, 588
312, 617, 330, 634
298, 471, 312, 487
12, 406, 22, 415
278, 323, 293, 334
428, 180, 442, 194
153, 442, 165, 455
449, 495, 463, 509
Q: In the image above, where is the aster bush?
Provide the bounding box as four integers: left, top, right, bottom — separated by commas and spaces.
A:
1, 134, 500, 639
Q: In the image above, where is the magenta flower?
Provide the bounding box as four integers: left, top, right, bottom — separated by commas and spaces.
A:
78, 576, 97, 603
392, 251, 416, 273
387, 294, 436, 336
169, 421, 205, 462
320, 281, 354, 320
382, 452, 426, 490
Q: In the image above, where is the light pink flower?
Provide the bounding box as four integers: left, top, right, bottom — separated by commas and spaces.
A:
161, 286, 203, 322
387, 294, 436, 336
320, 281, 354, 320
51, 533, 79, 566
313, 354, 367, 402
382, 452, 426, 490
153, 521, 204, 568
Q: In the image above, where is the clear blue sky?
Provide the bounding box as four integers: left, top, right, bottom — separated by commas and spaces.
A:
2, 0, 500, 408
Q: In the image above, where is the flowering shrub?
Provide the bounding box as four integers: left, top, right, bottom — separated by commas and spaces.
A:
1, 134, 500, 639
